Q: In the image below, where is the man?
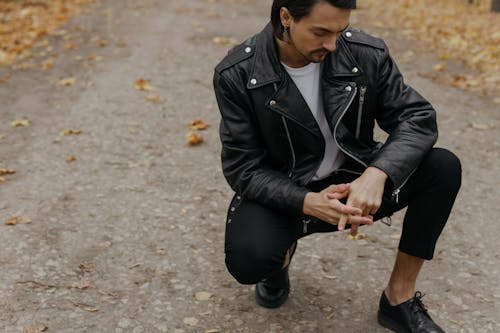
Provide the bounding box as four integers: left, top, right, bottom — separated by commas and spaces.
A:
213, 0, 461, 332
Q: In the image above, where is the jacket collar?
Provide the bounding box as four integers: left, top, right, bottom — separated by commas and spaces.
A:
247, 22, 361, 90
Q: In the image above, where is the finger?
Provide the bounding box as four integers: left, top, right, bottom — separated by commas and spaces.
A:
326, 190, 349, 200
338, 214, 348, 231
370, 202, 381, 215
348, 214, 373, 226
325, 183, 350, 193
332, 200, 363, 216
350, 224, 358, 236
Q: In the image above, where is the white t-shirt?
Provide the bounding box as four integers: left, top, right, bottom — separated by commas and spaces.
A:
282, 62, 344, 180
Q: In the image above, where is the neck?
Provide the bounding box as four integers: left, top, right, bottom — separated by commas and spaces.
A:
276, 37, 310, 68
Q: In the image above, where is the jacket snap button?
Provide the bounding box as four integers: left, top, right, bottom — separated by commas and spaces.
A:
231, 207, 235, 212
345, 86, 352, 92
250, 78, 257, 85
269, 100, 276, 106
345, 31, 352, 38
352, 67, 359, 73
245, 47, 251, 53
236, 195, 241, 200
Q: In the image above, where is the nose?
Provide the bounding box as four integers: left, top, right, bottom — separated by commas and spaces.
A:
323, 36, 338, 52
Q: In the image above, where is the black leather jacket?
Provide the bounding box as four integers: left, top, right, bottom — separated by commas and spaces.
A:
213, 23, 437, 216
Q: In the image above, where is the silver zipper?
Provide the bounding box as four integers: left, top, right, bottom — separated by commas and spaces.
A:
281, 116, 296, 178
303, 216, 311, 233
355, 86, 367, 139
391, 167, 417, 204
333, 85, 367, 168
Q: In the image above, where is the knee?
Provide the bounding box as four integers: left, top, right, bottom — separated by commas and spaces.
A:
225, 245, 279, 285
426, 148, 462, 191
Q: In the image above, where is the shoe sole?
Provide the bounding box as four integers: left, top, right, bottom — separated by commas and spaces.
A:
255, 289, 289, 309
377, 310, 409, 333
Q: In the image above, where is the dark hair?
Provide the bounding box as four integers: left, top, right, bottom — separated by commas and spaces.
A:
271, 0, 356, 39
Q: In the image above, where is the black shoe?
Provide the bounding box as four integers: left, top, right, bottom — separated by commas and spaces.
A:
255, 241, 297, 308
377, 291, 445, 333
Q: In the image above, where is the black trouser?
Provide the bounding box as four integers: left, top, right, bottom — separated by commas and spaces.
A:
224, 148, 461, 285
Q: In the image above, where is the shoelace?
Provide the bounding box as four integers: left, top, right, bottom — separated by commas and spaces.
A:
409, 291, 432, 329
410, 291, 428, 314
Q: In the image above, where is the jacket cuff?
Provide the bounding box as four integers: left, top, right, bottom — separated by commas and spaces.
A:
288, 187, 310, 217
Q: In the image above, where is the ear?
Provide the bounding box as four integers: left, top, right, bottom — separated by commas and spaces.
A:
279, 7, 293, 27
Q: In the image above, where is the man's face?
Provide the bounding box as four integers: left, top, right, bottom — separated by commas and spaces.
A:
282, 2, 351, 63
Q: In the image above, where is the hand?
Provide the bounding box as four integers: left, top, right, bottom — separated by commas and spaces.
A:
303, 183, 373, 227
328, 167, 387, 233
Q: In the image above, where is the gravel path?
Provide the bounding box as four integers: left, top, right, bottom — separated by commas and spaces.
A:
0, 1, 498, 332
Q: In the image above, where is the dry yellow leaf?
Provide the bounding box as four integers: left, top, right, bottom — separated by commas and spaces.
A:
433, 63, 446, 72
188, 119, 210, 130
63, 129, 83, 136
66, 155, 77, 162
83, 306, 99, 312
23, 323, 48, 333
0, 177, 5, 184
41, 60, 54, 70
58, 77, 76, 86
11, 119, 31, 127
135, 79, 154, 91
187, 132, 204, 146
195, 291, 213, 301
6, 216, 32, 225
0, 168, 16, 175
471, 122, 495, 130
212, 36, 237, 46
146, 94, 161, 102
348, 233, 367, 241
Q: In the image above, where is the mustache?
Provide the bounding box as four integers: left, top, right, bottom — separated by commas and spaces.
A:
311, 48, 330, 54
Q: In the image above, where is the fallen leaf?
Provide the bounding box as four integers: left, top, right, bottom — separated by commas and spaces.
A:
0, 177, 5, 184
79, 262, 96, 272
11, 119, 31, 127
88, 55, 104, 62
63, 129, 83, 136
146, 94, 161, 102
41, 60, 54, 70
348, 233, 367, 241
212, 36, 237, 46
134, 79, 154, 91
195, 291, 213, 301
57, 77, 76, 86
433, 63, 446, 72
23, 323, 48, 333
187, 132, 204, 146
98, 241, 112, 248
188, 119, 209, 130
66, 155, 77, 163
494, 98, 500, 105
6, 216, 32, 225
83, 306, 98, 312
0, 168, 16, 175
205, 330, 221, 333
183, 317, 199, 326
470, 122, 495, 130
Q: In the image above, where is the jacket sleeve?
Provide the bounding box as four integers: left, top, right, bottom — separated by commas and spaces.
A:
213, 70, 309, 216
369, 44, 438, 190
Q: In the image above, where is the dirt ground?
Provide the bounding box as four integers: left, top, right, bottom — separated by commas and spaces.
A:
0, 1, 499, 332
